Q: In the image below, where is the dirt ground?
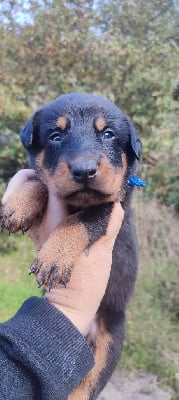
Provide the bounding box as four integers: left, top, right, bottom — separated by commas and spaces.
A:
98, 369, 173, 400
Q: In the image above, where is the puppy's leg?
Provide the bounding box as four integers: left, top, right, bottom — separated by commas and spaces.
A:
68, 312, 125, 400
0, 180, 48, 234
30, 203, 113, 289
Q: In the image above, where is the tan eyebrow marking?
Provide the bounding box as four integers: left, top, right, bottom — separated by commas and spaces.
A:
56, 116, 68, 130
95, 117, 107, 132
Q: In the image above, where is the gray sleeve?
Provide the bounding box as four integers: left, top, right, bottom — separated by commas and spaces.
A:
0, 296, 94, 400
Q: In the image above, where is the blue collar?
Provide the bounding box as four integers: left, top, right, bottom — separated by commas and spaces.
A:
127, 176, 147, 188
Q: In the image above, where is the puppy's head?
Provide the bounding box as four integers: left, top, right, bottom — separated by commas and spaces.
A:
21, 93, 141, 207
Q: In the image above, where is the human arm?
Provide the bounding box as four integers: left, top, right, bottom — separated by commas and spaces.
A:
0, 297, 94, 400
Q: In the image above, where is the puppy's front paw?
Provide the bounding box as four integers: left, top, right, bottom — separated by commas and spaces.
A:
0, 181, 48, 234
0, 202, 32, 234
30, 256, 73, 290
29, 217, 89, 289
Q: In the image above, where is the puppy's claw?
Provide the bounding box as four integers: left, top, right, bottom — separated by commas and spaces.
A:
37, 271, 47, 287
48, 265, 59, 290
30, 259, 40, 274
48, 279, 55, 291
1, 221, 5, 233
21, 224, 28, 234
21, 221, 32, 234
61, 266, 72, 288
8, 222, 15, 235
9, 210, 15, 218
21, 225, 26, 235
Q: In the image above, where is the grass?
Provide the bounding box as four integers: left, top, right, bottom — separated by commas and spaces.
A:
0, 232, 40, 322
0, 193, 178, 396
120, 192, 179, 398
121, 259, 179, 375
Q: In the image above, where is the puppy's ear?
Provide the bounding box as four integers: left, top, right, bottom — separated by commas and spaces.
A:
21, 110, 42, 149
127, 119, 142, 160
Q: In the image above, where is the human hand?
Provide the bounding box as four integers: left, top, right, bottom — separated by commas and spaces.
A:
26, 187, 68, 250
45, 203, 124, 335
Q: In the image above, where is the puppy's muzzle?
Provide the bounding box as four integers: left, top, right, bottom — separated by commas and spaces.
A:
70, 160, 98, 184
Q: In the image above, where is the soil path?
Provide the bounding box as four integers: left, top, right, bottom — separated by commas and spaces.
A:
98, 369, 172, 400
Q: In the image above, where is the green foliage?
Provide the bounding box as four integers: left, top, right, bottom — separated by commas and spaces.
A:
143, 116, 179, 211
0, 0, 178, 210
0, 85, 29, 181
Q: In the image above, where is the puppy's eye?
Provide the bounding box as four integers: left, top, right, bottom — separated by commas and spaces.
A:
102, 129, 115, 140
49, 131, 63, 142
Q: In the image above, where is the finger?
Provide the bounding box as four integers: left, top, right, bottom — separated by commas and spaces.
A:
2, 169, 36, 204
102, 202, 124, 242
45, 191, 68, 231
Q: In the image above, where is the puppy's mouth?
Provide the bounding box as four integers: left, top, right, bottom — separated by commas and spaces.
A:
63, 186, 113, 207
65, 187, 110, 199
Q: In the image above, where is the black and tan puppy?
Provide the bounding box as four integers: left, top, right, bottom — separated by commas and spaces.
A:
1, 93, 141, 400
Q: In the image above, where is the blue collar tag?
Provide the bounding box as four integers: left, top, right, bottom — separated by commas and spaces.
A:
127, 176, 148, 188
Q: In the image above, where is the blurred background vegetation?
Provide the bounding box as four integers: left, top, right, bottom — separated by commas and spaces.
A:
0, 0, 179, 397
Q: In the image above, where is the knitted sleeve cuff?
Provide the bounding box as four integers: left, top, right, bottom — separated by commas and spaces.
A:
0, 296, 94, 397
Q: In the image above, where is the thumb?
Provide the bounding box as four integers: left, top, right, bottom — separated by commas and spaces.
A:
100, 202, 124, 249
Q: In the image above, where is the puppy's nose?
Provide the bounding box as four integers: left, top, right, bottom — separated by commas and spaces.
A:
71, 160, 98, 183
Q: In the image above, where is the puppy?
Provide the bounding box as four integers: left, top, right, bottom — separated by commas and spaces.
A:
1, 93, 141, 399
